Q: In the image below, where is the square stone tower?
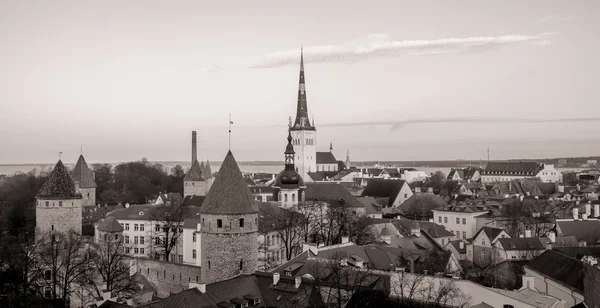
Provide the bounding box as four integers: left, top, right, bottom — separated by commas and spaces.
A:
71, 154, 97, 206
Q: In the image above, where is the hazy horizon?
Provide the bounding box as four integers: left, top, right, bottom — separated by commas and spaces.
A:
2, 0, 599, 164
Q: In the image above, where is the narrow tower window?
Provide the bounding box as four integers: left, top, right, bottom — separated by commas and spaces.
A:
217, 219, 222, 228
240, 259, 244, 271
292, 194, 296, 202
239, 218, 244, 227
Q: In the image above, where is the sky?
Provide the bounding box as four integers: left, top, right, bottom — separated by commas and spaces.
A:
1, 0, 599, 164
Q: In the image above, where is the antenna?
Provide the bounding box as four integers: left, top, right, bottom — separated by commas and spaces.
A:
228, 114, 233, 150
487, 144, 490, 162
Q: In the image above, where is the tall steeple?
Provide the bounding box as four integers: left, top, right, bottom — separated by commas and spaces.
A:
292, 47, 314, 130
345, 149, 351, 170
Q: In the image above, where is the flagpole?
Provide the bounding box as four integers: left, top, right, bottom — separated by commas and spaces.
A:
228, 114, 232, 151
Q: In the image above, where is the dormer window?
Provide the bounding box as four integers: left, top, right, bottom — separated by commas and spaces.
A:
139, 211, 144, 216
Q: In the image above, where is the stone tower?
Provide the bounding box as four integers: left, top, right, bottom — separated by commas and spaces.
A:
289, 48, 316, 182
95, 216, 124, 244
36, 159, 83, 236
199, 150, 258, 284
184, 131, 210, 196
71, 154, 97, 206
273, 129, 306, 208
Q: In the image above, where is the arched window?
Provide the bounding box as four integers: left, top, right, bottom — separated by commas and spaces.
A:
208, 261, 211, 269
292, 194, 296, 202
217, 219, 222, 228
239, 218, 244, 227
278, 191, 282, 201
239, 259, 244, 271
284, 194, 288, 202
300, 191, 304, 202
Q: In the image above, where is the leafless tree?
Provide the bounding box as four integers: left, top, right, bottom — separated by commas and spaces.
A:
150, 201, 184, 261
35, 230, 91, 307
294, 200, 323, 243
275, 208, 304, 260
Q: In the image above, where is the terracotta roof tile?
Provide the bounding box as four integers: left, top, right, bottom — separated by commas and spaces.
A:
37, 160, 81, 199
71, 155, 97, 188
200, 151, 257, 215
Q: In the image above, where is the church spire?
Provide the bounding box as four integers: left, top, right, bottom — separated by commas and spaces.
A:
292, 47, 314, 130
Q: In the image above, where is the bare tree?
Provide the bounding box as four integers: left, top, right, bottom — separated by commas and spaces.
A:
348, 215, 379, 246
35, 230, 91, 307
275, 209, 304, 260
150, 201, 184, 261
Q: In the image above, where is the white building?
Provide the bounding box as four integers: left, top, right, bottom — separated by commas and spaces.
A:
432, 204, 489, 240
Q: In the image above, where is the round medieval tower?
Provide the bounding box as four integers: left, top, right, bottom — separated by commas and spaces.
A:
199, 150, 258, 284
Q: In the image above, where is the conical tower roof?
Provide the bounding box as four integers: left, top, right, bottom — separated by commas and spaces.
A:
71, 155, 97, 188
203, 160, 213, 179
184, 159, 205, 181
200, 151, 257, 215
97, 216, 123, 232
37, 160, 80, 199
291, 48, 315, 130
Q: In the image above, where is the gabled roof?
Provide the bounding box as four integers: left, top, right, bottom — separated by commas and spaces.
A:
304, 183, 364, 208
182, 195, 206, 207
360, 179, 407, 205
448, 240, 466, 254
37, 160, 81, 199
184, 159, 205, 182
483, 161, 543, 175
357, 197, 382, 215
474, 226, 506, 243
97, 216, 123, 232
71, 154, 97, 188
316, 152, 337, 164
200, 151, 257, 215
160, 275, 263, 308
203, 160, 213, 179
497, 238, 546, 251
525, 250, 584, 293
392, 219, 454, 238
307, 171, 338, 181
556, 220, 600, 245
108, 204, 202, 221
158, 193, 183, 204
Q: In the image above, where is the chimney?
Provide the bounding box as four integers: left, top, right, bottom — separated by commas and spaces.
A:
548, 231, 556, 243
341, 236, 349, 244
573, 208, 579, 220
295, 276, 302, 289
525, 230, 532, 238
459, 241, 465, 250
509, 182, 512, 192
192, 131, 197, 162
595, 204, 600, 217
586, 203, 591, 216
273, 272, 280, 285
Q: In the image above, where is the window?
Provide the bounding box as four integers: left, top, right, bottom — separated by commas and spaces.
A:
285, 194, 288, 202
481, 251, 486, 260
292, 194, 296, 202
193, 233, 196, 242
44, 287, 52, 298
482, 239, 486, 246
240, 259, 244, 271
140, 224, 144, 231
155, 237, 160, 245
444, 217, 448, 223
125, 247, 130, 254
208, 261, 211, 269
125, 236, 130, 244
45, 201, 49, 207
441, 239, 445, 245
125, 223, 130, 231
51, 225, 54, 231
87, 192, 90, 198
462, 218, 466, 225
44, 269, 52, 280
266, 236, 270, 246
115, 234, 119, 240
179, 255, 183, 263
59, 201, 62, 207
134, 236, 139, 244
217, 219, 222, 228
503, 305, 515, 308
239, 218, 244, 227
134, 224, 139, 231
104, 234, 108, 241
120, 223, 124, 229
456, 218, 460, 224
140, 236, 145, 245
140, 248, 144, 255
462, 232, 466, 239
438, 216, 442, 223
404, 193, 407, 198
193, 249, 197, 259
155, 224, 160, 232
134, 248, 139, 254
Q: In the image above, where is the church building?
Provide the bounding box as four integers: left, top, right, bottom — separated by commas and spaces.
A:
289, 49, 341, 182
273, 129, 306, 208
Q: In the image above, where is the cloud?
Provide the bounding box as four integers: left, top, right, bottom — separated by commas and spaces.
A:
250, 33, 555, 68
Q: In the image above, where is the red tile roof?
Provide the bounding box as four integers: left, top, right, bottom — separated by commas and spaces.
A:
200, 151, 258, 215
37, 160, 81, 199
71, 154, 97, 188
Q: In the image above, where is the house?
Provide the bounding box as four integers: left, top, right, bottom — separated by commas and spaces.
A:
521, 250, 586, 307
154, 192, 182, 205
555, 217, 600, 246
467, 226, 510, 266
447, 167, 482, 183
457, 182, 487, 196
401, 170, 429, 183
481, 161, 561, 183
579, 185, 600, 200
447, 169, 465, 181
444, 240, 467, 261
256, 201, 300, 270
360, 178, 413, 209
494, 237, 547, 262
432, 204, 489, 241
397, 194, 447, 220
248, 185, 275, 202
304, 182, 366, 215
357, 196, 383, 218
315, 151, 339, 172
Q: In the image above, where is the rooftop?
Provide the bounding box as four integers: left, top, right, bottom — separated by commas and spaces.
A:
71, 154, 97, 188
37, 160, 81, 199
360, 178, 407, 205
525, 250, 584, 293
304, 183, 364, 208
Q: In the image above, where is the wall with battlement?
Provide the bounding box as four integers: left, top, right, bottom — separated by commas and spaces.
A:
133, 258, 202, 298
